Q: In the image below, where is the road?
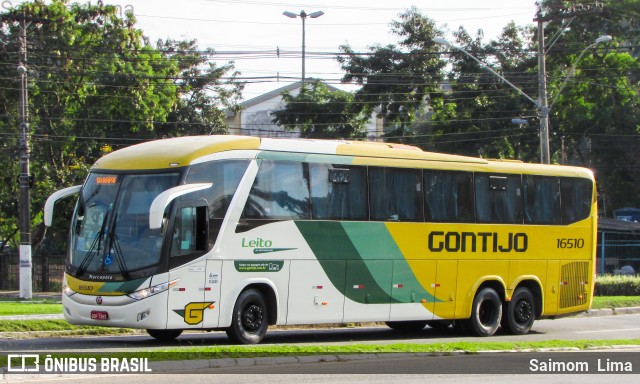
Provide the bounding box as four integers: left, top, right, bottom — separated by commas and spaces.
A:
2, 313, 640, 352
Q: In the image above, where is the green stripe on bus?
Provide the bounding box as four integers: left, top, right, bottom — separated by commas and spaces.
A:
295, 221, 438, 304
342, 222, 439, 303
258, 151, 354, 165
295, 221, 396, 304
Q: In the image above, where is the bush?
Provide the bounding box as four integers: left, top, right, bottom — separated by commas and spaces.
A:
594, 275, 640, 296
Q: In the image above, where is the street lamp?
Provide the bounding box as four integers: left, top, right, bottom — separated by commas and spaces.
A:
283, 10, 324, 87
433, 35, 611, 164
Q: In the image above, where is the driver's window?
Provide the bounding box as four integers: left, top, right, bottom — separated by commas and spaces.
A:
170, 206, 207, 257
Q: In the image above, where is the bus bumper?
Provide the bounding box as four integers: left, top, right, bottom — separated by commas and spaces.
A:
62, 290, 169, 330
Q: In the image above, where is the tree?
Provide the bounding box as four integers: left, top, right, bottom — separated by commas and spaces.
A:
271, 81, 369, 139
338, 8, 446, 142
0, 0, 243, 253
430, 23, 540, 160
539, 0, 640, 214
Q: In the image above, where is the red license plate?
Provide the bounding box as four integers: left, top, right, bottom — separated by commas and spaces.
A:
90, 310, 109, 320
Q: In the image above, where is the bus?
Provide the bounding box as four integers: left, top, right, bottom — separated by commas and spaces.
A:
44, 135, 597, 344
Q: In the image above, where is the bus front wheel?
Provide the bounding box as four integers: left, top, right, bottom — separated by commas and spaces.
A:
469, 287, 502, 337
502, 287, 535, 335
146, 329, 183, 341
226, 288, 268, 344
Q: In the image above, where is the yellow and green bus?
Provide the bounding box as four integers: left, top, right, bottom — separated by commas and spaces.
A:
44, 135, 597, 344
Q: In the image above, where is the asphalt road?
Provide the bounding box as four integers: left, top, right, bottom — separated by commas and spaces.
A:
2, 313, 640, 352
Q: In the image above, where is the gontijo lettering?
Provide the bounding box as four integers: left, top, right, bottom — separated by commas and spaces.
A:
428, 231, 528, 253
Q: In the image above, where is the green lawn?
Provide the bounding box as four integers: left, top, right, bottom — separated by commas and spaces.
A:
0, 300, 62, 316
591, 296, 640, 309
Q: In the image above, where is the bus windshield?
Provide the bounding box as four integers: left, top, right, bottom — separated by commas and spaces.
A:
70, 172, 180, 276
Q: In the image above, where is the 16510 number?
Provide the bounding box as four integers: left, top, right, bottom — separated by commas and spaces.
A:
556, 238, 585, 249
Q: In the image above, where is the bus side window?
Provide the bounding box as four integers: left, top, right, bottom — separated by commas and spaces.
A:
369, 167, 423, 222
523, 176, 561, 224
309, 164, 368, 220
242, 160, 310, 220
423, 170, 474, 222
560, 178, 593, 224
475, 173, 523, 224
170, 206, 208, 258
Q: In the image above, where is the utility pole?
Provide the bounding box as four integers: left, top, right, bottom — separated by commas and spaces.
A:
534, 3, 604, 164
17, 15, 32, 299
1, 12, 46, 299
536, 13, 550, 164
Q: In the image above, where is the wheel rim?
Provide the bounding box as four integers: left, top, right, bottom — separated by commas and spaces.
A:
514, 299, 533, 324
242, 304, 264, 332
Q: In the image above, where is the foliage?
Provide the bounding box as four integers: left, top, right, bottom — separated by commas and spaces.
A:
271, 81, 369, 139
595, 275, 640, 296
337, 1, 640, 213
0, 0, 242, 252
338, 7, 446, 142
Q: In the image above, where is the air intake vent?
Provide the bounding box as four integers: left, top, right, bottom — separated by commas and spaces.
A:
560, 261, 590, 309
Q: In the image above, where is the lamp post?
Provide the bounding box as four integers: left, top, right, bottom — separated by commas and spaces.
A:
433, 35, 611, 164
283, 10, 324, 87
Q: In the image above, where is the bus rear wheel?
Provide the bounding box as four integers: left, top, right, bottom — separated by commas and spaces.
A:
469, 287, 502, 337
385, 321, 427, 332
226, 288, 268, 344
146, 329, 183, 341
502, 287, 535, 335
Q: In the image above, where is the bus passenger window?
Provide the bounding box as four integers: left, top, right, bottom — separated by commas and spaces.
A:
560, 178, 593, 224
475, 174, 523, 224
423, 171, 474, 222
369, 167, 423, 222
242, 160, 310, 220
523, 176, 561, 224
170, 206, 207, 257
310, 164, 367, 220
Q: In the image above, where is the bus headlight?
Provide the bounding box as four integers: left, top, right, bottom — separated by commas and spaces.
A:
127, 280, 178, 301
62, 278, 76, 297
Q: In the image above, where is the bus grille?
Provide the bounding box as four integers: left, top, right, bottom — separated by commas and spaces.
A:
559, 261, 590, 309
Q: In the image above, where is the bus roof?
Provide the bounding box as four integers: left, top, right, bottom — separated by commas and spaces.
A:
91, 135, 593, 179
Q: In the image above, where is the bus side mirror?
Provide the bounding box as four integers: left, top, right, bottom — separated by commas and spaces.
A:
44, 185, 82, 227
148, 183, 212, 230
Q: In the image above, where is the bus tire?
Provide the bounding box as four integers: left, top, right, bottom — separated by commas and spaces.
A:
502, 287, 535, 335
469, 287, 502, 337
385, 321, 427, 332
226, 288, 268, 344
146, 329, 183, 341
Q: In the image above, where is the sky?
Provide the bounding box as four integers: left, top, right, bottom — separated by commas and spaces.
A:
6, 0, 540, 101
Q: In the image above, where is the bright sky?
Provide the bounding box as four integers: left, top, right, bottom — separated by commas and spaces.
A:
8, 0, 539, 101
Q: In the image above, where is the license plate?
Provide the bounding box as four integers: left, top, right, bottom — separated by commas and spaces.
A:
90, 310, 109, 320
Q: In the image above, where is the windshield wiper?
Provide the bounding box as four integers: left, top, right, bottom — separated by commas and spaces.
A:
76, 212, 109, 277
106, 214, 130, 279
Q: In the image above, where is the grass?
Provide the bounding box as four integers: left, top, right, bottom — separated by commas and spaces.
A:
0, 300, 62, 316
592, 296, 640, 309
153, 339, 640, 357
0, 318, 140, 337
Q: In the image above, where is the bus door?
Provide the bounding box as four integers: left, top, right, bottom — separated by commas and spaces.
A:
165, 203, 209, 330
